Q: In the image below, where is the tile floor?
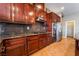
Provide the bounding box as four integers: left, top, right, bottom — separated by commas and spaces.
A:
31, 37, 75, 56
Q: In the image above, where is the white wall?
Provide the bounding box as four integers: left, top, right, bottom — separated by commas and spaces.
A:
62, 21, 67, 38
63, 13, 79, 39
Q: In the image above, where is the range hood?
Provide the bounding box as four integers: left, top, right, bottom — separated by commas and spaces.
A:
35, 17, 46, 23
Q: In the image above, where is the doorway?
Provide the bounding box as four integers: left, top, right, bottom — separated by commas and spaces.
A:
66, 20, 75, 38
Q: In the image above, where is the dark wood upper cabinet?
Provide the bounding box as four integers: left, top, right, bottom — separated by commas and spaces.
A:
57, 15, 61, 22
46, 13, 52, 32
24, 4, 35, 24
0, 3, 26, 24
36, 10, 46, 21
34, 3, 45, 11
13, 3, 25, 23
34, 3, 46, 21
52, 12, 61, 22
0, 3, 11, 22
0, 3, 60, 24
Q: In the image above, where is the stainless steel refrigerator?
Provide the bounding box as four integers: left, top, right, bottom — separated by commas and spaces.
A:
52, 22, 62, 42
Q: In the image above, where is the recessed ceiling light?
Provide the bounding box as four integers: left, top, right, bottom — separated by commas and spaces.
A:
29, 11, 34, 16
36, 5, 42, 9
61, 7, 64, 10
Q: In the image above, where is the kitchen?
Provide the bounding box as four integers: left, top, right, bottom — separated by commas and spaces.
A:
0, 3, 61, 56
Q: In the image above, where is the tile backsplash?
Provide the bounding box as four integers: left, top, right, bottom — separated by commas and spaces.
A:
0, 22, 47, 37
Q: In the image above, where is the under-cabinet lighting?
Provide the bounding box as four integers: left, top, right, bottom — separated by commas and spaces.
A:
27, 26, 30, 30
36, 5, 42, 9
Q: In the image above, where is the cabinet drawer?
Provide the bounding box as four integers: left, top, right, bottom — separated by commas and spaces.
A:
27, 36, 38, 41
5, 37, 25, 47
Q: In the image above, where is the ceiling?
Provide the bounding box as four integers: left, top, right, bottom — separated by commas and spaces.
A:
45, 3, 79, 16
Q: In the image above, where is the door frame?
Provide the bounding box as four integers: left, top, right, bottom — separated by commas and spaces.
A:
66, 20, 75, 38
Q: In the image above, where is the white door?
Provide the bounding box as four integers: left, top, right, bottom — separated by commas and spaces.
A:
67, 21, 74, 37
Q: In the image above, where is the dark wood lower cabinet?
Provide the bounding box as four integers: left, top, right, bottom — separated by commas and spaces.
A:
39, 34, 47, 49
47, 33, 53, 44
1, 33, 53, 56
27, 40, 39, 55
0, 47, 1, 56
39, 39, 46, 49
76, 40, 79, 49
3, 37, 26, 56
75, 40, 79, 56
0, 45, 2, 56
27, 36, 39, 55
38, 34, 53, 49
6, 44, 25, 56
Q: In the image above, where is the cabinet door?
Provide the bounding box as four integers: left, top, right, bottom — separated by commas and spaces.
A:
35, 3, 44, 12
27, 39, 39, 55
0, 47, 1, 56
24, 4, 35, 24
38, 34, 46, 49
6, 44, 25, 56
35, 3, 46, 21
14, 3, 25, 23
47, 33, 53, 44
0, 53, 1, 56
57, 15, 60, 22
52, 12, 61, 22
36, 10, 46, 21
76, 40, 79, 49
39, 39, 46, 49
25, 38, 28, 55
47, 13, 52, 32
4, 37, 25, 56
0, 3, 11, 22
75, 40, 79, 56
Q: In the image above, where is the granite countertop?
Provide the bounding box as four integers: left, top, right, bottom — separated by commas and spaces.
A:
0, 32, 52, 44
